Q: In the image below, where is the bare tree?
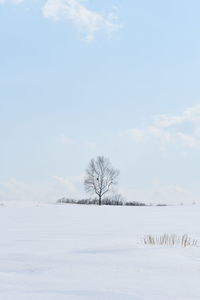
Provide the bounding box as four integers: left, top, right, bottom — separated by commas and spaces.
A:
84, 156, 119, 206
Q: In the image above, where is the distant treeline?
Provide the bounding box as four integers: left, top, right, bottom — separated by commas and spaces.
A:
57, 197, 147, 206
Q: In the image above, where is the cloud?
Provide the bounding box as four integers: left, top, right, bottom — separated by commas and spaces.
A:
0, 0, 121, 40
59, 134, 97, 150
0, 0, 25, 4
120, 184, 198, 205
42, 0, 121, 41
60, 135, 74, 145
154, 104, 200, 128
0, 177, 197, 205
12, 0, 24, 4
127, 104, 200, 148
0, 176, 84, 203
53, 175, 84, 198
0, 178, 43, 203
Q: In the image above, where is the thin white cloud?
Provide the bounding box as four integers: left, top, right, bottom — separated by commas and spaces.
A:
0, 178, 43, 203
127, 104, 200, 148
154, 104, 200, 128
0, 0, 121, 40
120, 184, 198, 205
53, 175, 84, 198
59, 134, 97, 150
60, 135, 74, 145
12, 0, 24, 4
0, 0, 25, 4
0, 178, 197, 205
42, 0, 121, 41
0, 176, 85, 203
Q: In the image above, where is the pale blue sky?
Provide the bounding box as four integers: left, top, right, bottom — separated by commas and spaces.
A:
1, 0, 200, 203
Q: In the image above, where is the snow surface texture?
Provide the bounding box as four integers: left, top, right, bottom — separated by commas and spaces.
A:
0, 204, 199, 300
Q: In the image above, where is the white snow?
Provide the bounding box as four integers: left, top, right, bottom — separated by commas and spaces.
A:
0, 204, 199, 300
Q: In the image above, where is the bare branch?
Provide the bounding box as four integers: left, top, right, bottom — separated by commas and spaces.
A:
84, 156, 119, 205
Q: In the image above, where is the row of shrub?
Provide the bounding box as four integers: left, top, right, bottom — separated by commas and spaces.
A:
57, 197, 147, 206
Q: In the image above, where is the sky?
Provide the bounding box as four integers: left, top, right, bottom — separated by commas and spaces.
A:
1, 0, 200, 204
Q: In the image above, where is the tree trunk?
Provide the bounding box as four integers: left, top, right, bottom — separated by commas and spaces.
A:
99, 195, 102, 206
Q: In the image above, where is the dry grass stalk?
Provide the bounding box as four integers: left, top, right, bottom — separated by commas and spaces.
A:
143, 233, 198, 247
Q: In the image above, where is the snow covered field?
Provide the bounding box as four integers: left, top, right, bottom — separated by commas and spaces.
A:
0, 204, 199, 300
